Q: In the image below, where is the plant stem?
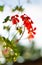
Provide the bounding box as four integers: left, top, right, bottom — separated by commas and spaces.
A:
16, 26, 25, 43
12, 32, 18, 40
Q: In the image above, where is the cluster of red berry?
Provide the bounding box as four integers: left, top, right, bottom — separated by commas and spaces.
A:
11, 14, 36, 40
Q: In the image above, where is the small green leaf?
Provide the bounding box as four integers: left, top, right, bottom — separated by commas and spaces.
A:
12, 6, 24, 12
3, 26, 10, 31
0, 36, 4, 42
18, 6, 24, 12
16, 27, 22, 34
3, 16, 10, 23
0, 5, 4, 12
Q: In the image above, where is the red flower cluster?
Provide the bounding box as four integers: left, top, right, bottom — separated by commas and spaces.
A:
28, 27, 36, 39
11, 15, 19, 24
20, 14, 36, 39
11, 14, 36, 39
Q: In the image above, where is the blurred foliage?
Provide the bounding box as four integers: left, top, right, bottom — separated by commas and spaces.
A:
16, 27, 22, 35
12, 6, 24, 12
3, 26, 10, 31
3, 16, 10, 23
0, 5, 24, 12
0, 36, 41, 64
23, 41, 41, 60
0, 5, 4, 12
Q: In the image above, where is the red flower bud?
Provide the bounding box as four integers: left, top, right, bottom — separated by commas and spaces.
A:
11, 15, 19, 24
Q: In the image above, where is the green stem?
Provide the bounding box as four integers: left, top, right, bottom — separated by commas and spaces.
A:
16, 26, 25, 43
12, 32, 18, 40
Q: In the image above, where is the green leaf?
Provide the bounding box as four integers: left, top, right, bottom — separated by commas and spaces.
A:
3, 26, 10, 31
12, 6, 24, 12
3, 16, 10, 23
0, 5, 4, 12
18, 6, 24, 12
0, 36, 4, 42
16, 27, 22, 34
